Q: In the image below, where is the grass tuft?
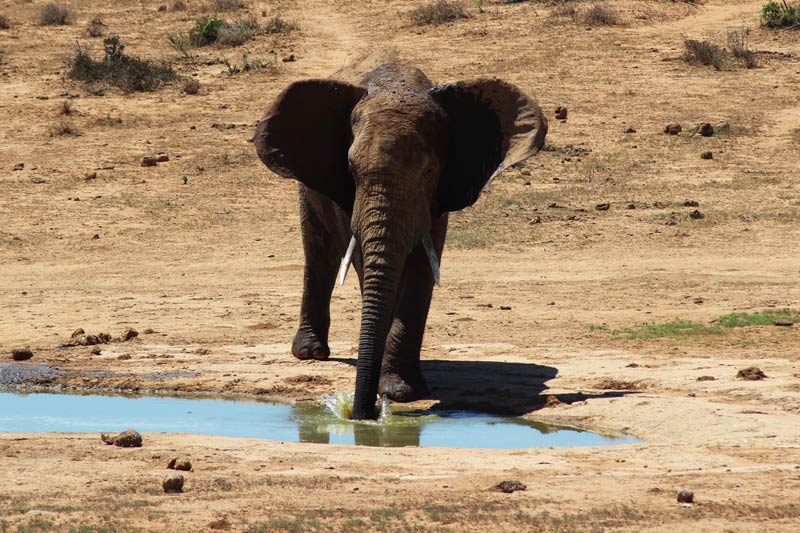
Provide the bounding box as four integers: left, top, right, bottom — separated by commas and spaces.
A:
86, 16, 105, 38
264, 16, 296, 34
727, 26, 758, 68
682, 38, 725, 70
409, 0, 468, 26
50, 120, 78, 136
69, 37, 177, 92
715, 308, 800, 327
39, 3, 72, 26
182, 77, 201, 94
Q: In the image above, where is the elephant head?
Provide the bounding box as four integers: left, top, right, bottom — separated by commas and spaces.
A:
255, 64, 547, 419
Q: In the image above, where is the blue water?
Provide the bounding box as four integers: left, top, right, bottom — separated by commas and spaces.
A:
0, 392, 638, 449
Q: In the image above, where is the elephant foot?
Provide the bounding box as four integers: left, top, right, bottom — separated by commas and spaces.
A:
379, 358, 429, 402
291, 327, 330, 361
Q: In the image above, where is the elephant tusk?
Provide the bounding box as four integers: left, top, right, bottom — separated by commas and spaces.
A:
421, 233, 441, 286
337, 236, 357, 286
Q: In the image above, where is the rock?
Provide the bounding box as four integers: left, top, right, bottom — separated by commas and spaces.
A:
282, 54, 296, 63
101, 429, 142, 447
84, 333, 112, 346
773, 320, 794, 327
163, 472, 184, 493
207, 518, 230, 530
683, 200, 700, 207
143, 328, 155, 334
155, 153, 169, 163
697, 375, 716, 381
122, 329, 139, 341
141, 156, 157, 167
492, 480, 527, 493
664, 123, 682, 135
716, 121, 731, 132
624, 126, 636, 133
529, 216, 542, 225
626, 203, 636, 209
11, 348, 33, 361
698, 123, 714, 137
737, 366, 766, 381
85, 172, 97, 180
677, 490, 694, 504
554, 106, 568, 120
700, 151, 713, 160
595, 203, 610, 211
689, 210, 704, 220
167, 458, 193, 471
72, 328, 85, 338
118, 354, 132, 361
90, 347, 102, 355
13, 163, 25, 171
31, 177, 46, 184
158, 4, 167, 11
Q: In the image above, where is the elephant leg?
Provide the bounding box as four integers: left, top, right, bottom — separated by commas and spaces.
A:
293, 185, 348, 361
379, 214, 448, 402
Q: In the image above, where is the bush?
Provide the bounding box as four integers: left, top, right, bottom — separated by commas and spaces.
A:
172, 0, 187, 11
59, 100, 73, 115
39, 3, 72, 26
761, 1, 800, 28
86, 16, 105, 37
727, 27, 758, 68
216, 16, 260, 46
263, 16, 296, 34
580, 4, 619, 26
0, 14, 10, 30
182, 78, 201, 94
409, 0, 468, 25
167, 31, 194, 57
69, 37, 177, 92
211, 0, 245, 11
50, 120, 78, 136
682, 38, 725, 70
190, 15, 224, 45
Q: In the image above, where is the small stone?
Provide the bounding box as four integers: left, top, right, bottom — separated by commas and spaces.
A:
31, 177, 46, 184
716, 122, 731, 132
11, 348, 33, 361
13, 163, 24, 171
493, 480, 527, 494
697, 375, 716, 381
664, 123, 682, 135
163, 472, 184, 493
529, 216, 542, 225
92, 234, 100, 240
143, 328, 155, 334
698, 123, 714, 137
282, 54, 295, 63
158, 4, 167, 11
155, 153, 169, 163
101, 429, 143, 447
624, 126, 636, 134
167, 458, 193, 471
626, 203, 636, 209
773, 320, 794, 327
500, 306, 512, 310
683, 200, 700, 207
141, 157, 157, 167
689, 210, 705, 220
122, 329, 139, 341
72, 328, 85, 338
595, 203, 610, 211
90, 347, 102, 355
677, 490, 694, 504
118, 354, 132, 361
554, 106, 568, 120
700, 151, 713, 160
85, 172, 97, 180
737, 366, 766, 381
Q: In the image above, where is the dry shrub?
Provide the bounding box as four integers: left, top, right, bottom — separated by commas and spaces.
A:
727, 26, 758, 68
216, 16, 260, 46
50, 120, 78, 136
263, 16, 296, 34
86, 16, 105, 37
172, 0, 187, 11
409, 0, 468, 26
210, 0, 244, 11
39, 3, 72, 25
59, 100, 73, 115
182, 78, 201, 94
682, 38, 725, 70
0, 14, 10, 29
580, 4, 619, 26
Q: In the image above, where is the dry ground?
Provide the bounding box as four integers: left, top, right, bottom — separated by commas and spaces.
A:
1, 0, 800, 531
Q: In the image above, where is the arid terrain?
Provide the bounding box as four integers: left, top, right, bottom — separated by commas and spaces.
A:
1, 0, 800, 531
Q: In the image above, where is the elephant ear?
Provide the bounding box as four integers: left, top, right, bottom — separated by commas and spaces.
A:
430, 79, 548, 214
254, 79, 366, 213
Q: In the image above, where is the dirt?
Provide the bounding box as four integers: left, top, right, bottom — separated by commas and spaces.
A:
2, 0, 800, 531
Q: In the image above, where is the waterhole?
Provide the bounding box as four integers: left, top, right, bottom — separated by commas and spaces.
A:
0, 392, 637, 448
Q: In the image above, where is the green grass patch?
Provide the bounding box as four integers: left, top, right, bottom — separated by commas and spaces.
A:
761, 1, 800, 28
715, 308, 800, 327
615, 320, 721, 340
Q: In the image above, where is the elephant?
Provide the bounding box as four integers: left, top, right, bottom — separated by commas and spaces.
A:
254, 63, 547, 420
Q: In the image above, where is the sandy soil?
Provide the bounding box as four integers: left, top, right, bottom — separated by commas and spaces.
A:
1, 0, 800, 531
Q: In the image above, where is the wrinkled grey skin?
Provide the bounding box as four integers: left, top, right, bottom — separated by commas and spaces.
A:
255, 63, 547, 419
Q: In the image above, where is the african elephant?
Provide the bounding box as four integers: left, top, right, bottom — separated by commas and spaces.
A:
254, 63, 547, 420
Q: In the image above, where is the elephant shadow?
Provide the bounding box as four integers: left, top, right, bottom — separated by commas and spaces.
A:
330, 357, 638, 417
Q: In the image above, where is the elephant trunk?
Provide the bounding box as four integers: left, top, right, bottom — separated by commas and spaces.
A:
350, 193, 419, 420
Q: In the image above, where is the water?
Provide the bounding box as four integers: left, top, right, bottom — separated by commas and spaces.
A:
0, 392, 638, 449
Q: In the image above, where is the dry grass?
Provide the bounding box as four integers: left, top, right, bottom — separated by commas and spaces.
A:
38, 3, 72, 26
86, 16, 105, 38
727, 26, 758, 68
682, 38, 725, 70
210, 0, 245, 11
58, 100, 73, 115
409, 0, 468, 26
182, 78, 201, 95
49, 120, 78, 137
580, 4, 619, 26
